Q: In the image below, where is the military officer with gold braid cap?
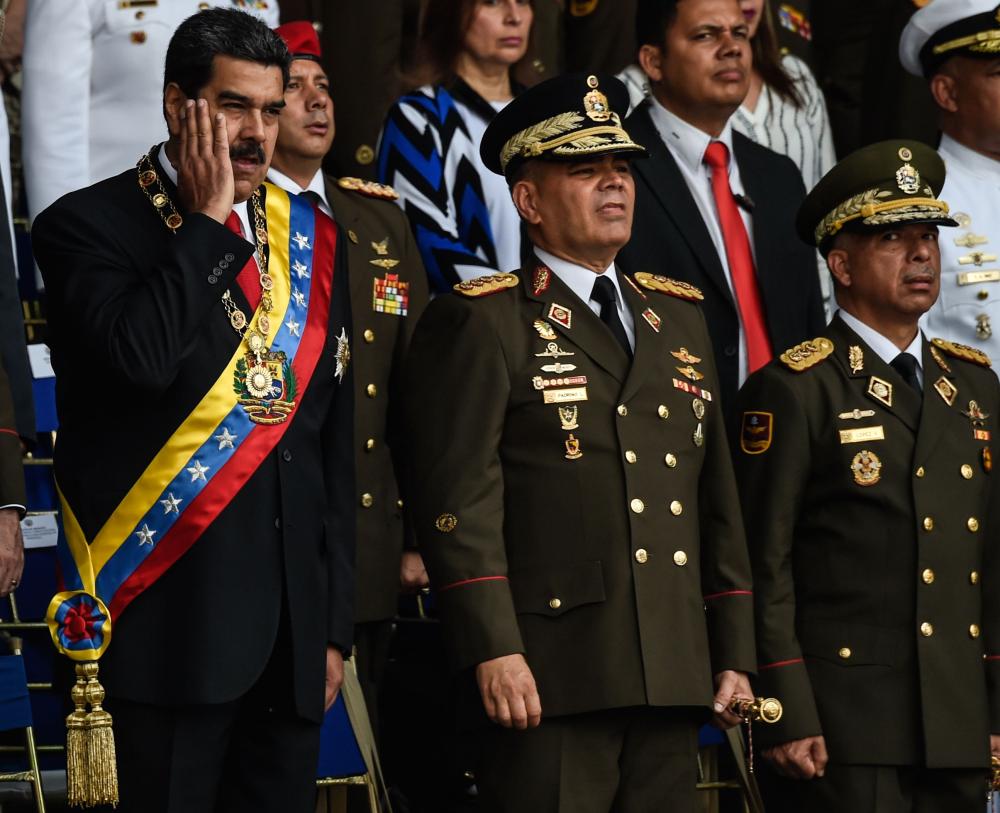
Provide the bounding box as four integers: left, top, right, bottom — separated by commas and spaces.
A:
900, 1, 1000, 365
734, 140, 1000, 813
404, 72, 757, 811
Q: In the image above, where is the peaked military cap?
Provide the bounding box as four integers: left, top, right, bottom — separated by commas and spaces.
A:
480, 72, 646, 179
900, 0, 1000, 77
796, 140, 957, 252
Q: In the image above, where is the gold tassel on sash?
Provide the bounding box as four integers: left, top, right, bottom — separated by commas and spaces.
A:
65, 662, 119, 808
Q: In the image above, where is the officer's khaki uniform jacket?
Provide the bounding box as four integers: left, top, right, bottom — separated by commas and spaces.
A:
404, 261, 756, 718
325, 178, 429, 623
735, 315, 1000, 768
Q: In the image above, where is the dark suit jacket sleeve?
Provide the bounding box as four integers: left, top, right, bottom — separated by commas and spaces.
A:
323, 234, 357, 654
404, 294, 524, 669
782, 162, 827, 337
388, 212, 429, 552
0, 361, 25, 511
32, 204, 253, 393
733, 364, 824, 746
697, 309, 757, 676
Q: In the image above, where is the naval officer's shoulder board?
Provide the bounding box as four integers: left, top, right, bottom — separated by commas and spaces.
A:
632, 272, 704, 302
931, 338, 992, 369
453, 273, 520, 298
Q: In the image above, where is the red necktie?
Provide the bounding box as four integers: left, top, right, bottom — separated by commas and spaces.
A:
703, 141, 772, 374
224, 210, 261, 312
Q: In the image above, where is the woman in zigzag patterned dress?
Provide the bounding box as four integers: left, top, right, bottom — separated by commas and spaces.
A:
376, 0, 535, 294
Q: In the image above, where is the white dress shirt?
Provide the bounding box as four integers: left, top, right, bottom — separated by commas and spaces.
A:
157, 144, 253, 246
535, 247, 635, 351
647, 98, 756, 383
266, 167, 333, 218
838, 308, 924, 387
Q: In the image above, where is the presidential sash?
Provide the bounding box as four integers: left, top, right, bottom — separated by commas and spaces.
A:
46, 184, 337, 661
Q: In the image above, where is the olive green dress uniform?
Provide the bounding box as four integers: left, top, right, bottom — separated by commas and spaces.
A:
404, 264, 756, 808
734, 141, 998, 812
323, 175, 429, 712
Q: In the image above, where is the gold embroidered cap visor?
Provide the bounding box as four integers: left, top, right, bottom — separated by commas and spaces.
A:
796, 139, 958, 253
480, 72, 646, 179
899, 0, 1000, 78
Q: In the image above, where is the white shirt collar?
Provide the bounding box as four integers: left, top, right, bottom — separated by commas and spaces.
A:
156, 143, 253, 243
647, 97, 737, 178
837, 308, 923, 369
534, 247, 621, 307
266, 166, 332, 216
939, 133, 1000, 181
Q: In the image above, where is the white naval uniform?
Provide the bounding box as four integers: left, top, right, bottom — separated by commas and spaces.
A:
922, 134, 1000, 359
22, 0, 279, 222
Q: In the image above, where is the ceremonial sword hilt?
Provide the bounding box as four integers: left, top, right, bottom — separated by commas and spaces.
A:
728, 696, 784, 724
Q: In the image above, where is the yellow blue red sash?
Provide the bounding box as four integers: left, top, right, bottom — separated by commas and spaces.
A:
46, 184, 337, 661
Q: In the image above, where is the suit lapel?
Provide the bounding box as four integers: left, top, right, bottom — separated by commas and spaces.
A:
733, 135, 778, 314
523, 261, 629, 385
828, 316, 921, 433
627, 107, 735, 309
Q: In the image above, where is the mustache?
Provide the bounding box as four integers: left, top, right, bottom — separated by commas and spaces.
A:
903, 267, 937, 283
230, 141, 265, 163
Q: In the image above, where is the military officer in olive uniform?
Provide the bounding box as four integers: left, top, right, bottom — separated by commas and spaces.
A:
404, 73, 756, 812
734, 140, 1000, 812
267, 21, 431, 730
900, 1, 1000, 363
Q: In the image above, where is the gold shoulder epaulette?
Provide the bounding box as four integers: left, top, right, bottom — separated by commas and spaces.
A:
931, 338, 992, 368
633, 272, 704, 301
337, 176, 399, 201
453, 273, 519, 298
779, 337, 834, 372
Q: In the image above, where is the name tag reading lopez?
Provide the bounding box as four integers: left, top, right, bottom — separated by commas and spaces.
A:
839, 426, 885, 444
543, 387, 588, 404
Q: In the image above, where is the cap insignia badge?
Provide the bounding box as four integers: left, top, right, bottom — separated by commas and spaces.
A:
583, 75, 611, 122
896, 162, 921, 195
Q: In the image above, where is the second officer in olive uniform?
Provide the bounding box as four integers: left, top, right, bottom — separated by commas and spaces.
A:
404, 73, 756, 812
267, 22, 430, 730
735, 140, 1000, 812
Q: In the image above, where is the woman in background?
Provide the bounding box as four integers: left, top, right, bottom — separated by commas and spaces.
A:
378, 0, 534, 293
731, 0, 835, 192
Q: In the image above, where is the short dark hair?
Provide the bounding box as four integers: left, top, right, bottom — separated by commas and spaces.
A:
635, 0, 679, 48
164, 8, 290, 99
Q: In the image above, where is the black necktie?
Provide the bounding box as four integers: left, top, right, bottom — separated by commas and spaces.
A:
591, 275, 632, 359
891, 352, 922, 396
299, 190, 324, 209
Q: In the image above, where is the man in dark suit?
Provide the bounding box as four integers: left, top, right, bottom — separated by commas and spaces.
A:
0, 360, 25, 599
619, 0, 825, 424
405, 72, 756, 812
735, 140, 999, 813
267, 20, 430, 737
32, 10, 354, 812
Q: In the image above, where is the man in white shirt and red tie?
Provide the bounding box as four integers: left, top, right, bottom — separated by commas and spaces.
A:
619, 0, 825, 426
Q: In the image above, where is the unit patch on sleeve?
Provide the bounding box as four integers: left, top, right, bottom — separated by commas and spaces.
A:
740, 411, 773, 455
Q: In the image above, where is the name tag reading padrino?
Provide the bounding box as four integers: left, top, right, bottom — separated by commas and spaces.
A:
543, 387, 588, 404
839, 426, 885, 444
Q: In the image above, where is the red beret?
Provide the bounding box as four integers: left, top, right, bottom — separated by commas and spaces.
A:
275, 21, 322, 60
